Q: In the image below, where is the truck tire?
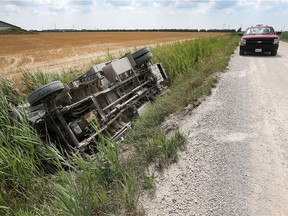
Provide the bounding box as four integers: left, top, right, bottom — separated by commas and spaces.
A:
239, 48, 244, 56
132, 47, 150, 59
135, 52, 153, 66
27, 81, 65, 106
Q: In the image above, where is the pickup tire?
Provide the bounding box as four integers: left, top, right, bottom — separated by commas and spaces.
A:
27, 81, 65, 106
271, 50, 277, 56
135, 52, 153, 66
132, 47, 150, 59
239, 48, 244, 56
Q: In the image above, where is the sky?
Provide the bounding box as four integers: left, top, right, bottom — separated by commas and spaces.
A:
1, 0, 288, 31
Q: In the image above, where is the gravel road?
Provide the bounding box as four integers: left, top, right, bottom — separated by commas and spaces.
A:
141, 41, 288, 215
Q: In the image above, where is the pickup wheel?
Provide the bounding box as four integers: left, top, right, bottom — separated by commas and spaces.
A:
27, 81, 65, 106
271, 50, 277, 56
135, 52, 153, 66
132, 47, 150, 59
239, 49, 244, 56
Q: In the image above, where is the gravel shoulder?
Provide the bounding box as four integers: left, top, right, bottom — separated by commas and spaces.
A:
141, 41, 288, 215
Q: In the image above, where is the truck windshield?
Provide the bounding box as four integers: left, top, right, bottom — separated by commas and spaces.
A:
245, 27, 275, 35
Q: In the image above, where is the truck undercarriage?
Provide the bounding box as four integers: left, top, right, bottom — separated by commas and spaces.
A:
26, 47, 167, 152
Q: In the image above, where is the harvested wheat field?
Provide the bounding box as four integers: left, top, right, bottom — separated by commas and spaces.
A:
0, 32, 222, 80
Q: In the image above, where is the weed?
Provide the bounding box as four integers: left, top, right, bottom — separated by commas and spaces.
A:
0, 91, 68, 216
104, 48, 114, 60
21, 70, 82, 93
134, 131, 186, 171
0, 77, 23, 105
53, 173, 93, 216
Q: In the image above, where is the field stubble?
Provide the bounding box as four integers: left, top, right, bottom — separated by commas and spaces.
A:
0, 32, 223, 80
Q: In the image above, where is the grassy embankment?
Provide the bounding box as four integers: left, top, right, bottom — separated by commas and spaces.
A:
0, 34, 239, 215
280, 31, 288, 42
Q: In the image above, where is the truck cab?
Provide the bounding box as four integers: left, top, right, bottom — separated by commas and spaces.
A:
239, 25, 281, 56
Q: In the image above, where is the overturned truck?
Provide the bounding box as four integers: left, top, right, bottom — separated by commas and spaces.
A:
26, 47, 167, 152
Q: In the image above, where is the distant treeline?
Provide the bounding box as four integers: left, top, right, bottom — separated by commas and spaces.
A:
30, 28, 237, 33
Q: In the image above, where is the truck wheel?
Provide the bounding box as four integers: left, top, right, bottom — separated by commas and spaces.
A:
132, 47, 150, 59
271, 50, 277, 56
27, 81, 65, 106
239, 49, 244, 55
135, 52, 153, 66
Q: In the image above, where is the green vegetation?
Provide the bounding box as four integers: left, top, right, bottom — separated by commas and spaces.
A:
280, 31, 288, 42
0, 33, 239, 215
127, 35, 238, 142
0, 28, 30, 34
0, 77, 22, 105
21, 70, 82, 93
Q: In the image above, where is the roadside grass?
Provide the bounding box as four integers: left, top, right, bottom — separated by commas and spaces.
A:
0, 77, 23, 105
0, 33, 239, 215
0, 91, 68, 215
280, 31, 288, 42
126, 34, 238, 142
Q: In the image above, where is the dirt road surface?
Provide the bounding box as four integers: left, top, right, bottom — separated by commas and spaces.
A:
142, 41, 288, 215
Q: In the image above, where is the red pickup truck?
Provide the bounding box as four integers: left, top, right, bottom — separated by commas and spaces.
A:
239, 25, 281, 56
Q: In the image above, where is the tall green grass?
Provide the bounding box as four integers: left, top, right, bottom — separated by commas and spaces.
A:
0, 92, 57, 215
0, 78, 23, 105
0, 81, 71, 215
0, 33, 239, 215
126, 34, 238, 142
21, 70, 82, 93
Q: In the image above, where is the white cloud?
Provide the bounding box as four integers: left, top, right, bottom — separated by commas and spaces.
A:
5, 4, 21, 13
152, 2, 175, 15
224, 8, 235, 15
32, 0, 53, 4
191, 1, 214, 14
235, 0, 288, 14
106, 0, 147, 13
32, 8, 56, 16
1, 0, 288, 30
